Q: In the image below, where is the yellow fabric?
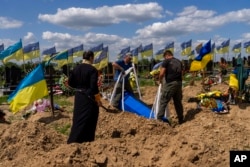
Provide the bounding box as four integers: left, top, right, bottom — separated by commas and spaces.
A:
190, 53, 213, 72
9, 80, 48, 114
229, 73, 239, 91
3, 49, 23, 64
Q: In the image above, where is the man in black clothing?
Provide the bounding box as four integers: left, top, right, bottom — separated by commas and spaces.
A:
157, 50, 184, 124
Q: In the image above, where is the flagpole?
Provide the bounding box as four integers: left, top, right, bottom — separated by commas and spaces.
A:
48, 54, 55, 116
22, 51, 26, 73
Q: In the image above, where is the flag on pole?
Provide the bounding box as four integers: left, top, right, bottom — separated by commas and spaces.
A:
118, 46, 130, 59
0, 39, 23, 64
216, 39, 230, 54
131, 47, 139, 64
232, 42, 241, 53
244, 41, 250, 53
93, 46, 109, 70
72, 44, 84, 58
23, 42, 40, 60
42, 46, 56, 61
181, 40, 192, 56
165, 42, 174, 53
190, 40, 212, 71
8, 64, 48, 114
141, 43, 153, 58
49, 50, 69, 68
155, 49, 164, 61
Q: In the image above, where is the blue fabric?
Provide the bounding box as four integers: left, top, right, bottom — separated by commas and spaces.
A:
212, 99, 225, 112
121, 92, 152, 118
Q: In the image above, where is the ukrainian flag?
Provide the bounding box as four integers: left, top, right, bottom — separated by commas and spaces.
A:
72, 44, 84, 58
0, 39, 23, 64
131, 47, 139, 64
118, 46, 130, 59
217, 39, 230, 54
51, 50, 69, 68
93, 46, 108, 70
232, 42, 241, 54
8, 64, 48, 114
42, 46, 56, 61
165, 42, 174, 53
244, 41, 250, 53
155, 49, 164, 61
190, 40, 213, 72
141, 43, 153, 58
181, 40, 192, 56
23, 42, 40, 60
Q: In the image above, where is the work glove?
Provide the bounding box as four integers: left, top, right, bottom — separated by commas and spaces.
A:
95, 93, 102, 107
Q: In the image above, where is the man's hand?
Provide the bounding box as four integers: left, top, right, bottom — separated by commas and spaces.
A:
121, 68, 125, 75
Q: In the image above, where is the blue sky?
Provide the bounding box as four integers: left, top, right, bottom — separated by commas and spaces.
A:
1, 0, 250, 61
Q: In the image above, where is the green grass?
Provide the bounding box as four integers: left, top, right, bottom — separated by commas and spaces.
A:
53, 95, 72, 106
53, 123, 71, 135
139, 78, 155, 86
0, 95, 8, 104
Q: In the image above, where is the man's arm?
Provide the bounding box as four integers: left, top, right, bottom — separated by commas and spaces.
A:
112, 62, 124, 71
159, 67, 166, 84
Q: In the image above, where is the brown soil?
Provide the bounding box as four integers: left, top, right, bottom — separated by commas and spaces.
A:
1, 81, 250, 167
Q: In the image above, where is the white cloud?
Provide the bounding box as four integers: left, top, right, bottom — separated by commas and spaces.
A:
38, 2, 163, 30
135, 6, 250, 38
0, 17, 23, 29
23, 32, 37, 44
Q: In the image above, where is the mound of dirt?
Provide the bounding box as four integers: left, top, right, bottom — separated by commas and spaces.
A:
1, 81, 250, 167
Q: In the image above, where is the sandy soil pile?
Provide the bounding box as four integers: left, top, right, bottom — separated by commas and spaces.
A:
1, 81, 250, 167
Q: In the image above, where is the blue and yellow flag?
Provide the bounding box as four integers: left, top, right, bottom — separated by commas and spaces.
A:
155, 49, 164, 61
50, 50, 69, 68
141, 43, 153, 58
0, 39, 23, 64
190, 40, 212, 72
232, 42, 241, 54
72, 44, 84, 58
217, 39, 230, 54
23, 42, 40, 60
118, 46, 130, 59
90, 43, 103, 63
131, 47, 139, 64
165, 42, 174, 53
244, 41, 250, 53
181, 40, 192, 56
0, 43, 4, 52
93, 46, 108, 70
42, 46, 56, 61
8, 64, 48, 114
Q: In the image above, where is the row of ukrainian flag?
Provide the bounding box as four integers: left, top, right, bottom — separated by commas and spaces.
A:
1, 39, 250, 69
180, 39, 250, 58
3, 38, 247, 114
